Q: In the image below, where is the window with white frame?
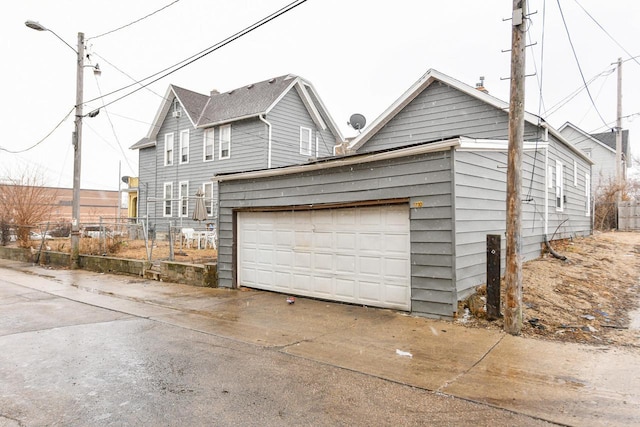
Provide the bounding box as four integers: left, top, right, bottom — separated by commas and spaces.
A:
179, 129, 189, 164
555, 160, 564, 211
573, 160, 578, 186
179, 181, 189, 217
163, 182, 173, 217
219, 124, 231, 159
203, 128, 214, 161
585, 173, 591, 216
300, 127, 312, 156
203, 182, 214, 216
164, 133, 174, 166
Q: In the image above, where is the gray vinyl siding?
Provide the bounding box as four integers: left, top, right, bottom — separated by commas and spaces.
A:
453, 148, 547, 297
559, 127, 615, 191
546, 135, 592, 239
135, 89, 340, 231
217, 150, 457, 319
267, 89, 334, 167
359, 82, 541, 153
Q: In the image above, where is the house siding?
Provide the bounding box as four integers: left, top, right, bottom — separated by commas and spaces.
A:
547, 134, 592, 239
217, 150, 457, 318
560, 126, 615, 191
268, 89, 335, 166
453, 148, 547, 296
359, 82, 541, 153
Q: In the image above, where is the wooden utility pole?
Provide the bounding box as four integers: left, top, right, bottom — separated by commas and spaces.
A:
504, 0, 526, 335
615, 57, 623, 206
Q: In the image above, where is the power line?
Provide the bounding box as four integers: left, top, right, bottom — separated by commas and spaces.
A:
545, 66, 615, 118
87, 0, 182, 41
573, 0, 640, 69
555, 0, 609, 128
0, 108, 74, 153
83, 0, 308, 110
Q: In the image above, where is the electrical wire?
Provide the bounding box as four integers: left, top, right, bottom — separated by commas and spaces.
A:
92, 52, 165, 99
573, 0, 640, 69
544, 66, 615, 118
0, 108, 74, 153
556, 0, 609, 128
92, 74, 137, 174
83, 0, 308, 110
87, 0, 182, 41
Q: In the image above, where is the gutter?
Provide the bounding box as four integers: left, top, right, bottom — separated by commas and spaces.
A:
258, 115, 273, 169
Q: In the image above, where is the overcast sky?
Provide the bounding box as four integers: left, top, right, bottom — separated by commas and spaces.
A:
1, 0, 638, 190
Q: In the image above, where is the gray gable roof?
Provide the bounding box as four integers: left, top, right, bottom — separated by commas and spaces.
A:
196, 75, 297, 126
591, 129, 630, 155
130, 74, 343, 150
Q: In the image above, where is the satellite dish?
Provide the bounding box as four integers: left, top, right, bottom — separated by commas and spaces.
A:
348, 113, 366, 132
121, 176, 130, 184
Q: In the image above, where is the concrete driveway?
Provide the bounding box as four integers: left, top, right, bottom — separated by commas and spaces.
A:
1, 259, 638, 426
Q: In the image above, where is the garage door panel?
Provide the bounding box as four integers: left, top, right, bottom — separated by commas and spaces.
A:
358, 233, 382, 252
335, 278, 356, 299
336, 254, 356, 273
359, 256, 381, 275
238, 205, 410, 310
314, 252, 333, 271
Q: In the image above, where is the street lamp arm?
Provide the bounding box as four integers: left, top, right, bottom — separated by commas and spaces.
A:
25, 20, 78, 54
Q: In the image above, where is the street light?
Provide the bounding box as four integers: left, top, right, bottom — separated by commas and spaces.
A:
26, 20, 100, 268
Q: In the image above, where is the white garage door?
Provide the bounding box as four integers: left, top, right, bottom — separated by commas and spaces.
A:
238, 204, 411, 310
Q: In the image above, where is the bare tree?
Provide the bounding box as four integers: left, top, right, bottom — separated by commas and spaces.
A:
0, 168, 58, 247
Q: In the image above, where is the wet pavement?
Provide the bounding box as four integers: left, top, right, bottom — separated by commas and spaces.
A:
1, 259, 639, 426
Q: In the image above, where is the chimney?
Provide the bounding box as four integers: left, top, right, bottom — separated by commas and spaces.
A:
210, 89, 219, 97
475, 76, 488, 93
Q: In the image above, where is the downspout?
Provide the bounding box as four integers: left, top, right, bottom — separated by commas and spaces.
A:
259, 115, 272, 169
542, 125, 549, 236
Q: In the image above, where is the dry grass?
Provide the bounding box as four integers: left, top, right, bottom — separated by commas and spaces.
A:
459, 232, 640, 347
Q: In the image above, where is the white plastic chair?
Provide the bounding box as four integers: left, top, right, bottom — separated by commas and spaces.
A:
206, 228, 217, 250
181, 228, 195, 248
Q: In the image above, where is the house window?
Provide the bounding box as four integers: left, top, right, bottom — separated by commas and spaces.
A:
300, 127, 312, 156
179, 130, 189, 164
163, 182, 173, 217
219, 124, 231, 159
203, 182, 214, 216
203, 128, 214, 161
179, 181, 189, 217
164, 133, 174, 166
585, 173, 591, 216
573, 160, 578, 186
555, 160, 564, 212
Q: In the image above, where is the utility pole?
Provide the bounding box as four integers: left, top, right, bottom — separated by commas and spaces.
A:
504, 0, 526, 335
70, 31, 85, 269
615, 57, 623, 206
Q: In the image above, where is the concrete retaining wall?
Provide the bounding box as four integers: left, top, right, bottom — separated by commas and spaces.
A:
0, 246, 218, 287
160, 261, 218, 287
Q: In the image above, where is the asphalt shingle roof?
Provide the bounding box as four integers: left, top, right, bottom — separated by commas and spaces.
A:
591, 129, 630, 154
173, 74, 297, 127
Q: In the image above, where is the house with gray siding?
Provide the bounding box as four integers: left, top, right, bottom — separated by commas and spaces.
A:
129, 74, 343, 234
559, 122, 631, 191
213, 69, 593, 319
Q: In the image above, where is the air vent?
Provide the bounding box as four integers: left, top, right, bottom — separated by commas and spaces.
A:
172, 111, 181, 118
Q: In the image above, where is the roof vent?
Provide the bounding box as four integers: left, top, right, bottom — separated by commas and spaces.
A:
268, 78, 276, 84
228, 89, 235, 95
210, 89, 219, 96
475, 76, 488, 93
247, 84, 254, 89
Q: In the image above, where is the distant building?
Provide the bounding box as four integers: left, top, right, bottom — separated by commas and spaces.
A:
0, 185, 119, 225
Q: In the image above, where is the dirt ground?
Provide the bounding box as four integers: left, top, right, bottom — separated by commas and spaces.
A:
457, 231, 640, 348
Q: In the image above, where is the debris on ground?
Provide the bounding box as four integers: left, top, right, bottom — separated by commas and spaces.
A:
458, 231, 640, 348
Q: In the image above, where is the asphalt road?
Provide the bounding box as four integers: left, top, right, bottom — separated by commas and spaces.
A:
0, 267, 557, 427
